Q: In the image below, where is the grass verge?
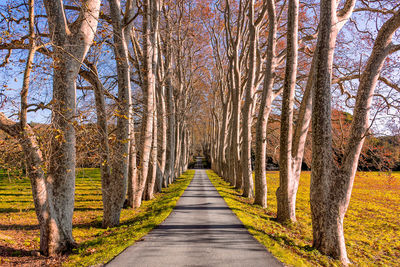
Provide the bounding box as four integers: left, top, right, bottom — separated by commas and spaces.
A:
206, 170, 400, 267
0, 168, 194, 266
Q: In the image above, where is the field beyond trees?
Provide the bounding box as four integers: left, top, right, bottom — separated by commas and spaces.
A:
0, 169, 194, 266
207, 170, 400, 266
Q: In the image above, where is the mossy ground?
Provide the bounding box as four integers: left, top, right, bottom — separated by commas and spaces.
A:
206, 170, 400, 267
0, 168, 194, 266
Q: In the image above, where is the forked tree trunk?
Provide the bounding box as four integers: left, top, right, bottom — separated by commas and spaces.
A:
43, 0, 100, 253
311, 4, 400, 264
277, 0, 356, 224
1, 0, 100, 254
103, 0, 136, 226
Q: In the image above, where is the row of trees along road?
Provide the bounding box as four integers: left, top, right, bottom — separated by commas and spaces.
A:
0, 0, 209, 256
206, 0, 400, 265
0, 0, 400, 265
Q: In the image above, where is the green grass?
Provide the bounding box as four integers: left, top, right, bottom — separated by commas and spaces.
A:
0, 168, 194, 266
206, 170, 400, 267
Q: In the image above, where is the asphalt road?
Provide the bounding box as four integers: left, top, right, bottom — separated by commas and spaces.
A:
107, 169, 283, 267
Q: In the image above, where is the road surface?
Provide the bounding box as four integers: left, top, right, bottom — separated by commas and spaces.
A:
107, 169, 283, 267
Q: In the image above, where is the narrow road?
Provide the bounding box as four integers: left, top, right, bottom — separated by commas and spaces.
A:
107, 169, 282, 267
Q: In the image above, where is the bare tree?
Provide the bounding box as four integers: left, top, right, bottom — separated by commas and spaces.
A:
276, 0, 299, 222
254, 0, 278, 208
102, 0, 137, 227
134, 0, 161, 208
276, 0, 355, 223
0, 0, 101, 255
44, 0, 100, 253
311, 1, 400, 262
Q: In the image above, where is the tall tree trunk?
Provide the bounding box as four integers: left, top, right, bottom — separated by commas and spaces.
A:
145, 106, 158, 200
310, 0, 356, 264
162, 10, 175, 186
1, 1, 100, 254
174, 120, 182, 178
218, 100, 229, 179
311, 0, 342, 257
135, 0, 160, 207
311, 4, 399, 263
127, 120, 138, 207
242, 1, 257, 198
254, 0, 277, 208
232, 82, 242, 190
277, 0, 355, 225
165, 76, 175, 186
227, 118, 236, 186
156, 53, 167, 190
48, 47, 81, 248
276, 0, 299, 222
0, 115, 60, 255
43, 0, 101, 253
103, 0, 135, 226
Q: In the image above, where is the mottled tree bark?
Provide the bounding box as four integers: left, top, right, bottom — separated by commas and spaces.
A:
156, 46, 167, 190
254, 0, 277, 208
127, 120, 138, 206
310, 0, 358, 264
135, 0, 160, 208
165, 75, 176, 185
79, 64, 113, 212
276, 0, 299, 222
44, 0, 100, 253
103, 0, 136, 226
162, 8, 176, 187
241, 0, 257, 198
275, 0, 355, 225
0, 3, 60, 255
0, 115, 60, 255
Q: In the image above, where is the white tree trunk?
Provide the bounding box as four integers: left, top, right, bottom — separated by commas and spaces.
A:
43, 0, 100, 253
276, 0, 299, 222
310, 0, 357, 264
145, 105, 158, 200
103, 0, 136, 226
135, 0, 160, 207
254, 0, 277, 208
242, 0, 257, 198
311, 5, 400, 264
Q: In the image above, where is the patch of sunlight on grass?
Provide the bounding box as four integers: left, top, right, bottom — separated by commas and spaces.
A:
206, 170, 400, 267
0, 168, 194, 266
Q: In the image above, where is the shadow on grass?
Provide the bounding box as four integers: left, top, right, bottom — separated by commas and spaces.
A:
74, 207, 103, 212
0, 224, 39, 230
0, 207, 35, 213
0, 193, 32, 196
0, 246, 37, 257
68, 174, 193, 257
